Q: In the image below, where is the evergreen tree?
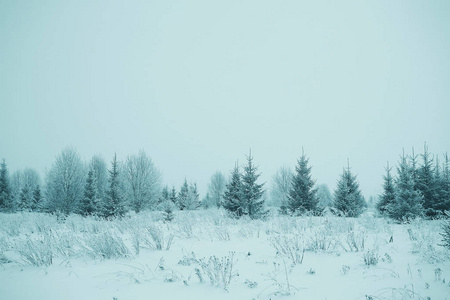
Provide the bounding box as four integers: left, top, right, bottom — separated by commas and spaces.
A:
177, 178, 189, 210
241, 151, 267, 219
333, 162, 366, 217
417, 143, 438, 217
79, 169, 98, 216
433, 156, 446, 214
409, 148, 420, 192
223, 162, 243, 217
0, 159, 12, 212
31, 185, 42, 212
287, 151, 318, 215
103, 154, 126, 219
389, 152, 424, 221
377, 162, 396, 216
19, 186, 31, 211
186, 182, 200, 210
158, 185, 170, 206
169, 186, 177, 205
441, 153, 450, 212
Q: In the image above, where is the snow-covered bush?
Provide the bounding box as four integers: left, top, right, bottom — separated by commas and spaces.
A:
83, 231, 130, 259
17, 234, 53, 266
197, 252, 237, 291
145, 225, 174, 250
270, 234, 305, 266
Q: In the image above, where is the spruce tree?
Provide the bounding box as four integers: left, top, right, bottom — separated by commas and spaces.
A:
433, 156, 446, 214
19, 186, 31, 211
169, 186, 177, 205
186, 182, 200, 210
177, 178, 189, 210
442, 153, 450, 212
333, 162, 366, 217
287, 151, 318, 215
103, 154, 126, 219
80, 169, 98, 216
417, 144, 438, 217
377, 162, 396, 216
223, 162, 243, 217
159, 185, 170, 206
241, 151, 267, 219
390, 152, 424, 221
0, 159, 12, 212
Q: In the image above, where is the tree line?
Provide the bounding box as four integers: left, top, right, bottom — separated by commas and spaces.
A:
0, 144, 449, 221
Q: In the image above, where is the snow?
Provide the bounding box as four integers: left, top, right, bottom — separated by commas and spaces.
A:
0, 211, 449, 300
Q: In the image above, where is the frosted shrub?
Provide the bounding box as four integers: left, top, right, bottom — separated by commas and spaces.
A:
270, 234, 305, 265
145, 225, 174, 251
18, 234, 53, 266
84, 231, 130, 259
306, 228, 337, 252
343, 229, 366, 252
363, 250, 379, 267
197, 252, 237, 291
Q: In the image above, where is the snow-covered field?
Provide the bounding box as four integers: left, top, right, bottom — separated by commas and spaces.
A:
0, 210, 449, 300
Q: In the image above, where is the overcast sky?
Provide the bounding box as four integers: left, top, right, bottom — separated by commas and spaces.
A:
1, 0, 449, 199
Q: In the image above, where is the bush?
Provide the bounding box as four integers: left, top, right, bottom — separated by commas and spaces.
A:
18, 234, 53, 266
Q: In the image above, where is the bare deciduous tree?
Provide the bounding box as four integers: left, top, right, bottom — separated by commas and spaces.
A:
124, 150, 162, 213
270, 166, 292, 211
206, 171, 227, 208
44, 147, 86, 215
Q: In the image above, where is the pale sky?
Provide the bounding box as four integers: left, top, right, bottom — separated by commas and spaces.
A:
1, 0, 449, 199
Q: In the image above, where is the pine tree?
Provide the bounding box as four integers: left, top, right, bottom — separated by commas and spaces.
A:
223, 162, 243, 217
0, 159, 12, 212
287, 151, 318, 215
333, 161, 366, 217
377, 162, 396, 216
241, 151, 267, 219
177, 178, 189, 210
103, 154, 126, 219
158, 186, 169, 207
417, 143, 438, 217
79, 169, 98, 216
389, 152, 424, 221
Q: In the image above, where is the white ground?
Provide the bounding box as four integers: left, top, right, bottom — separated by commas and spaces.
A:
0, 210, 449, 300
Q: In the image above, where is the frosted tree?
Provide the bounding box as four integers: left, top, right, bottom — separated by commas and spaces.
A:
441, 153, 450, 211
17, 168, 41, 211
389, 152, 424, 220
186, 182, 200, 210
124, 150, 162, 212
241, 151, 267, 219
207, 171, 227, 208
158, 185, 170, 205
377, 162, 396, 216
177, 178, 189, 210
44, 147, 86, 215
288, 152, 318, 215
223, 162, 243, 217
333, 161, 366, 217
32, 185, 42, 211
103, 154, 126, 219
90, 155, 108, 201
417, 144, 438, 217
317, 184, 332, 208
169, 186, 177, 205
79, 169, 98, 216
0, 159, 12, 212
270, 166, 292, 214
